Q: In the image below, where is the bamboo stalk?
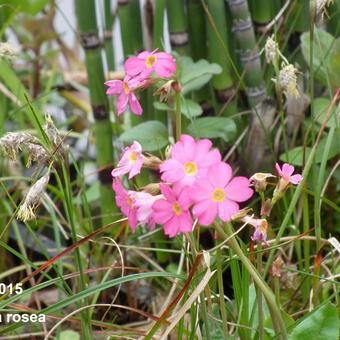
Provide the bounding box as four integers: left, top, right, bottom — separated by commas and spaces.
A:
166, 0, 190, 55
188, 0, 206, 61
118, 0, 143, 58
205, 0, 236, 114
248, 0, 279, 25
226, 0, 266, 106
152, 0, 166, 49
104, 0, 115, 71
75, 0, 115, 225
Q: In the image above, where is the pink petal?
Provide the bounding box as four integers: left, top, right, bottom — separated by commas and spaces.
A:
290, 174, 303, 185
163, 216, 179, 237
193, 200, 218, 226
116, 93, 129, 115
282, 163, 295, 177
275, 163, 283, 177
159, 183, 176, 202
124, 56, 146, 77
129, 93, 143, 116
225, 177, 253, 202
105, 80, 123, 95
218, 200, 239, 222
180, 134, 196, 158
209, 162, 232, 188
160, 159, 184, 183
178, 212, 193, 233
128, 158, 143, 179
194, 139, 213, 161
170, 142, 187, 163
190, 181, 213, 202
137, 51, 151, 59
177, 188, 193, 210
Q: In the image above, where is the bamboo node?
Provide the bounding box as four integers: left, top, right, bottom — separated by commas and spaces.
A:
93, 104, 108, 120
226, 0, 248, 7
170, 32, 189, 47
104, 30, 113, 40
232, 18, 252, 32
80, 32, 102, 50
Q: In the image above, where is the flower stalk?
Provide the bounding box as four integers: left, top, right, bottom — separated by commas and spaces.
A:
215, 223, 287, 340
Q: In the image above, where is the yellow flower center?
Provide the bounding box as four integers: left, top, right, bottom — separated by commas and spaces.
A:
145, 55, 157, 68
123, 81, 130, 94
183, 162, 198, 176
172, 202, 182, 216
128, 151, 138, 163
211, 188, 225, 202
126, 197, 133, 207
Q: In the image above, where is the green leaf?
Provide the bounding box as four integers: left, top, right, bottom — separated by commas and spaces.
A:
0, 0, 49, 15
280, 128, 340, 166
153, 98, 203, 119
301, 28, 340, 89
288, 302, 339, 340
119, 121, 169, 151
187, 117, 237, 142
59, 330, 80, 340
312, 97, 339, 128
179, 56, 222, 94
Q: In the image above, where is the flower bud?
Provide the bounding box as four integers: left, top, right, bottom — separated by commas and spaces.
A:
140, 183, 161, 195
260, 198, 273, 217
231, 208, 252, 221
271, 256, 284, 278
143, 154, 162, 170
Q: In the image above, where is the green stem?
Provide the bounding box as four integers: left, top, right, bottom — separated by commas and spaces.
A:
256, 245, 264, 340
215, 223, 287, 340
216, 247, 229, 336
274, 276, 280, 306
175, 91, 182, 141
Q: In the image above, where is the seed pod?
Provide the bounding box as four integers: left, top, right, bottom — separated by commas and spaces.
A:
17, 172, 50, 222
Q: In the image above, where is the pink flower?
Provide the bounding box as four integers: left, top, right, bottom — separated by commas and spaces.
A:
191, 162, 253, 226
111, 141, 143, 179
160, 135, 221, 189
105, 77, 142, 116
112, 178, 137, 230
134, 191, 162, 229
275, 163, 303, 185
152, 184, 193, 238
242, 216, 268, 243
125, 50, 176, 79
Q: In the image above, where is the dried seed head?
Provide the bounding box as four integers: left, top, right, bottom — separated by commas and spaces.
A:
43, 115, 63, 147
264, 36, 279, 64
250, 172, 275, 192
25, 143, 50, 167
17, 172, 50, 222
0, 132, 38, 161
316, 0, 334, 17
278, 64, 299, 98
0, 42, 18, 61
154, 80, 175, 102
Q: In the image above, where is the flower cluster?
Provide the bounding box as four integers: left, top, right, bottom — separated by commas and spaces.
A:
105, 50, 176, 116
264, 36, 300, 98
111, 135, 254, 238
